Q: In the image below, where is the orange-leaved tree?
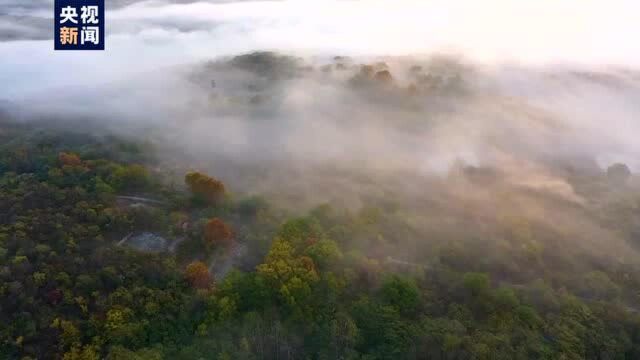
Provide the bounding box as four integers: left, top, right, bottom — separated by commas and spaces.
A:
58, 152, 83, 167
185, 261, 212, 289
204, 218, 234, 249
185, 171, 226, 205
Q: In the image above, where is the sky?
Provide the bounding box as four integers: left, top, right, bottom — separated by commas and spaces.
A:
0, 0, 639, 100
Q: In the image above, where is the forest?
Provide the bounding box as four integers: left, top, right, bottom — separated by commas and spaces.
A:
1, 110, 640, 359
2, 52, 640, 359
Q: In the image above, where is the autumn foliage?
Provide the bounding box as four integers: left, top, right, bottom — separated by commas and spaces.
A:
58, 152, 83, 166
185, 261, 212, 289
204, 217, 234, 249
185, 171, 226, 205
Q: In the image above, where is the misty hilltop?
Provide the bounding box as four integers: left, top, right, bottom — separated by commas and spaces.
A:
3, 51, 640, 260
8, 51, 640, 206
3, 48, 640, 355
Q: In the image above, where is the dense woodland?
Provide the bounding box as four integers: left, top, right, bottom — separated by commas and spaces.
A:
1, 116, 640, 360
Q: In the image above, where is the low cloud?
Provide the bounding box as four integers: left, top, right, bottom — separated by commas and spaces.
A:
2, 1, 640, 262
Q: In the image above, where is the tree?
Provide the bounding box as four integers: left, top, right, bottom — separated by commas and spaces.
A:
58, 152, 83, 167
62, 345, 100, 360
257, 238, 319, 318
463, 272, 490, 296
277, 217, 324, 252
607, 163, 631, 185
185, 171, 226, 205
579, 271, 620, 301
204, 218, 234, 249
379, 276, 421, 316
110, 164, 151, 191
374, 70, 394, 84
51, 318, 81, 350
185, 261, 212, 289
305, 239, 342, 269
106, 346, 163, 360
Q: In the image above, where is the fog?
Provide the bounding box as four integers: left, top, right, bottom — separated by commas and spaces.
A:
2, 0, 640, 260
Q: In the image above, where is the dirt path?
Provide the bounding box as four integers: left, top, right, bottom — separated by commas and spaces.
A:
117, 232, 133, 246
116, 195, 166, 205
